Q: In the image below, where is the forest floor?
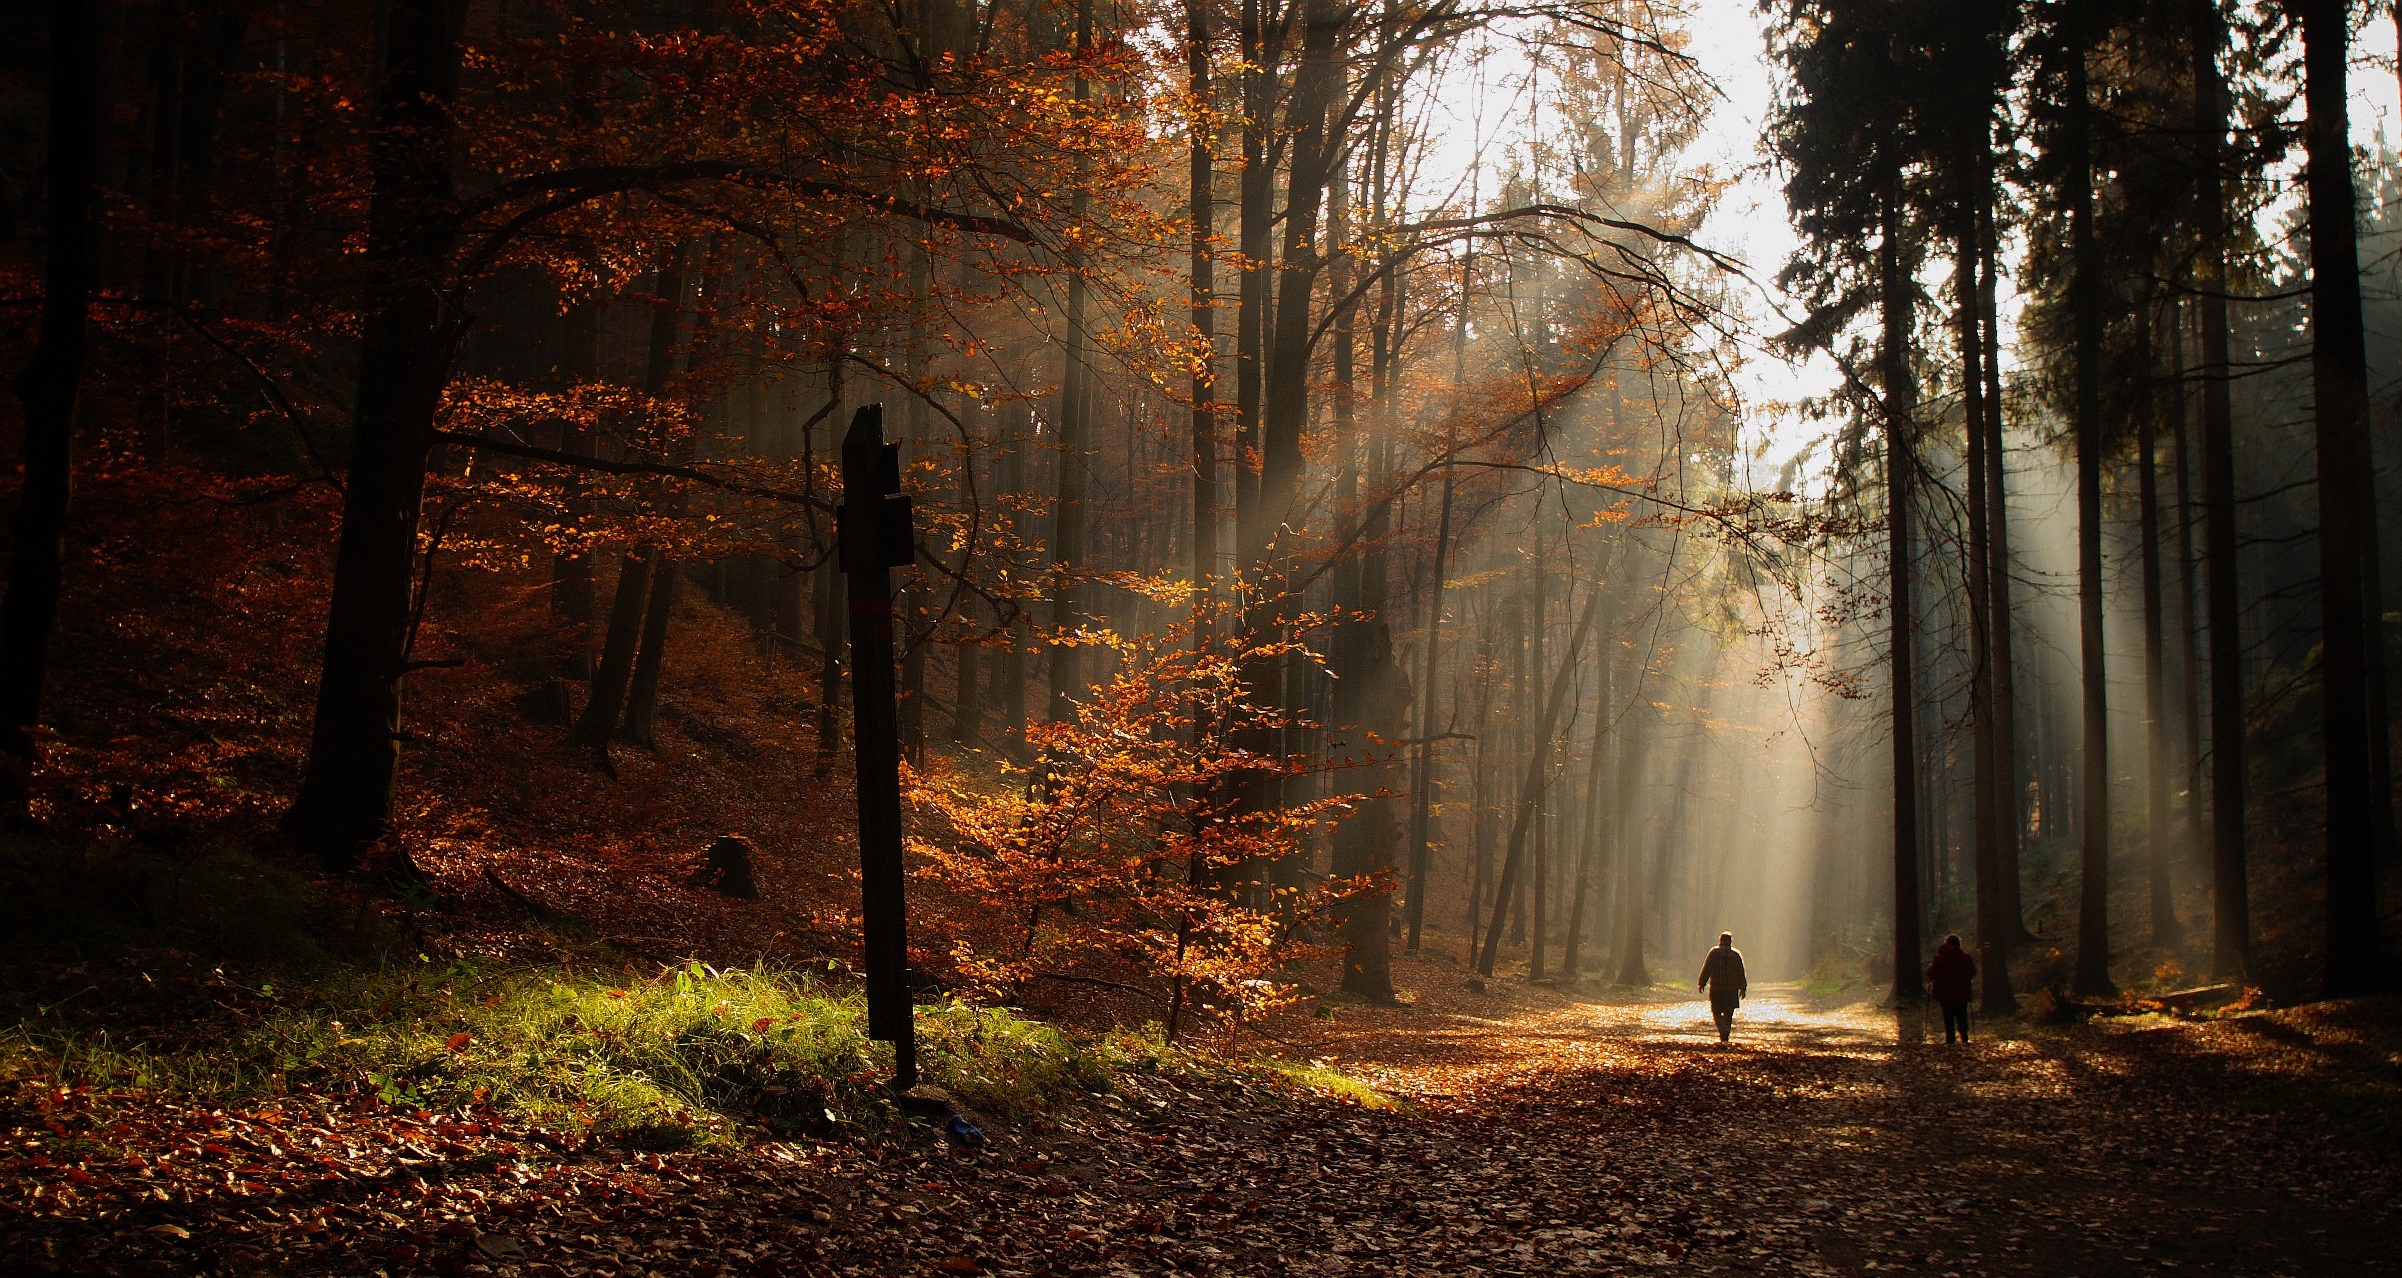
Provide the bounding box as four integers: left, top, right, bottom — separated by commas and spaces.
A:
10, 950, 2396, 1277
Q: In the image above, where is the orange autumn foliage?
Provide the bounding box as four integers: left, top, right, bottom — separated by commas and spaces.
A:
906, 599, 1367, 1025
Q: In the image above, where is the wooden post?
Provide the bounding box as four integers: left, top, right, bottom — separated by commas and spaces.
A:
839, 404, 917, 1088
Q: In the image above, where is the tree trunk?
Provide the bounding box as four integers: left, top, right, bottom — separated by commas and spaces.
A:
1560, 613, 1612, 978
1979, 175, 2033, 941
999, 400, 1030, 758
1476, 584, 1605, 980
2137, 303, 2182, 947
1612, 635, 1654, 986
2297, 0, 2388, 997
549, 301, 600, 660
622, 243, 727, 746
1251, 0, 1341, 563
1528, 562, 1548, 979
2190, 0, 2251, 976
814, 354, 847, 771
570, 549, 656, 747
2065, 29, 2116, 996
1232, 0, 1272, 536
280, 0, 469, 870
1187, 0, 1219, 601
0, 0, 99, 817
2169, 298, 2208, 878
1956, 176, 2015, 1012
1047, 0, 1094, 727
619, 558, 677, 748
1880, 181, 1925, 1004
572, 244, 686, 749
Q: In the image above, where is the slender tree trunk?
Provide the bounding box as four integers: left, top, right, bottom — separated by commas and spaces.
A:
0, 0, 98, 818
280, 0, 469, 868
619, 557, 678, 748
2297, 0, 2388, 996
1232, 0, 1271, 540
1560, 616, 1611, 978
999, 401, 1029, 757
1188, 0, 1220, 604
931, 296, 978, 750
902, 244, 933, 766
2137, 302, 2182, 946
572, 549, 655, 747
549, 301, 600, 658
1252, 0, 1340, 562
1610, 620, 1652, 986
1880, 182, 1925, 1004
1408, 165, 1474, 950
2169, 299, 2207, 871
1476, 583, 1606, 980
1528, 563, 1548, 979
2191, 0, 2251, 980
1957, 178, 2015, 1012
1048, 0, 1094, 726
1173, 14, 1218, 1018
571, 245, 686, 749
624, 243, 730, 747
1978, 173, 2033, 941
2065, 30, 2116, 996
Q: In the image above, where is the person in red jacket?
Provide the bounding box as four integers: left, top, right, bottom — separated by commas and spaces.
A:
1927, 934, 1977, 1043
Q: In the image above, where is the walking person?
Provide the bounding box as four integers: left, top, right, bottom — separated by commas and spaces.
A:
1928, 933, 1976, 1043
1697, 932, 1747, 1044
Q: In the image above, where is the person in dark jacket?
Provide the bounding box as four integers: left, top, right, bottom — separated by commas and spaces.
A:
1927, 934, 1977, 1043
1697, 933, 1747, 1043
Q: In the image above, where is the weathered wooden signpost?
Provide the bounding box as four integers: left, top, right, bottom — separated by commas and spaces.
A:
838, 404, 917, 1089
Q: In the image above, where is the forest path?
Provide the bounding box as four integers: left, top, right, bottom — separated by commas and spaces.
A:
25, 977, 2395, 1277
774, 977, 2393, 1276
1182, 968, 2396, 1277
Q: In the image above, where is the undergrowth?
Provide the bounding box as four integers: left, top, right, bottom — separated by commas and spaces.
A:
0, 834, 1116, 1145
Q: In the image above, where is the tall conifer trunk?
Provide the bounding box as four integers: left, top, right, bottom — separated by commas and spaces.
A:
1957, 168, 2014, 1011
2295, 0, 2388, 996
2137, 302, 2182, 946
2191, 0, 2250, 979
1979, 175, 2033, 940
2065, 25, 2116, 996
1880, 181, 1924, 1005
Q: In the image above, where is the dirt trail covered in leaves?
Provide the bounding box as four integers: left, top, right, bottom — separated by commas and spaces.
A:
8, 979, 2394, 1277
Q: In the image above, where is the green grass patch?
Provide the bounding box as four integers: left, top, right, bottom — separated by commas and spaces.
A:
6, 959, 1118, 1145
0, 835, 1116, 1145
1243, 1057, 1397, 1110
